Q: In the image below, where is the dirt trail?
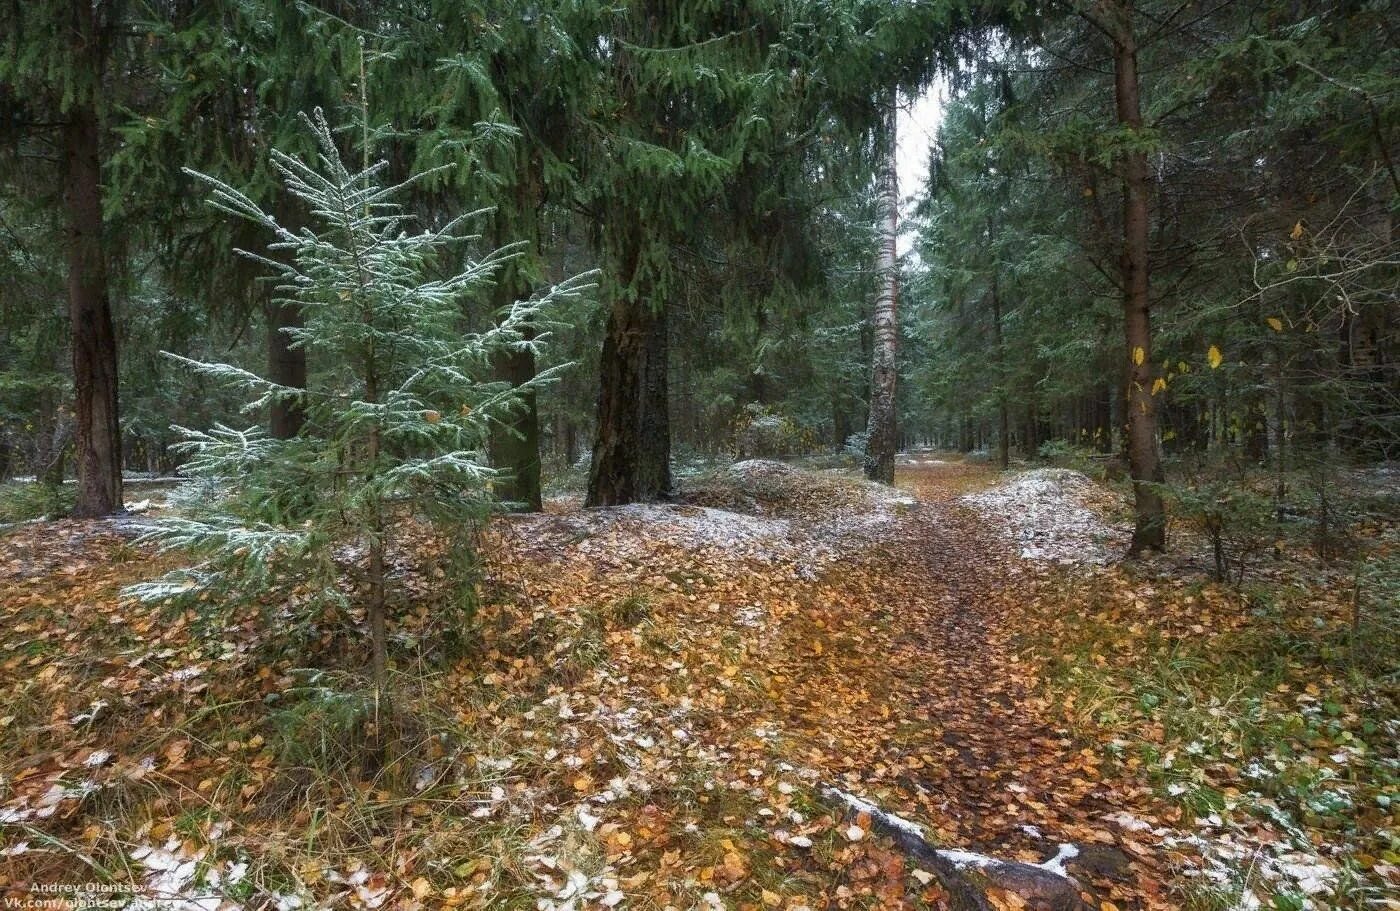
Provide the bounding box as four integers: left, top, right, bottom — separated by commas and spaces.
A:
757, 460, 1167, 904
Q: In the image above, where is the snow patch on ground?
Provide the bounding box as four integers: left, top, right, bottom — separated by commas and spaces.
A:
960, 468, 1128, 565
1102, 809, 1342, 908
508, 460, 919, 572
615, 503, 792, 551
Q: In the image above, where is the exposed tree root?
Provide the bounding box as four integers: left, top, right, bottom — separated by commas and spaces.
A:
820, 786, 1090, 911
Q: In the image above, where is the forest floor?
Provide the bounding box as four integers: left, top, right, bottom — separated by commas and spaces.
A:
0, 456, 1395, 911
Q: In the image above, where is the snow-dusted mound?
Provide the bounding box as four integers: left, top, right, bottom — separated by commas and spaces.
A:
505, 460, 919, 572
960, 468, 1128, 565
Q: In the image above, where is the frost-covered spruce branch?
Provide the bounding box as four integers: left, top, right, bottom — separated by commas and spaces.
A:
128, 108, 594, 697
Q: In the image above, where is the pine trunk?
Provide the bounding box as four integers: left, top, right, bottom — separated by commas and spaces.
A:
1110, 5, 1167, 554
266, 199, 307, 439
586, 275, 672, 507
990, 266, 1009, 470
864, 98, 899, 485
487, 171, 544, 511
266, 298, 307, 438
490, 340, 542, 511
64, 94, 122, 518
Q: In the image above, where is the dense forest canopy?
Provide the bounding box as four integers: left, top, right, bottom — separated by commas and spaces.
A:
0, 2, 1396, 909
2, 0, 1394, 529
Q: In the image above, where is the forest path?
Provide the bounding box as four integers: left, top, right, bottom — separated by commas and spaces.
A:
751, 457, 1168, 906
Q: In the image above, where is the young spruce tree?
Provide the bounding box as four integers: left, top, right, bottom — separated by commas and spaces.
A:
128, 110, 589, 701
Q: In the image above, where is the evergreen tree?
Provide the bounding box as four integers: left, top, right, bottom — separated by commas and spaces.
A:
128, 111, 591, 697
0, 0, 135, 515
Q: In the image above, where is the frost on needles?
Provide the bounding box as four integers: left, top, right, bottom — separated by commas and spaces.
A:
125, 109, 595, 682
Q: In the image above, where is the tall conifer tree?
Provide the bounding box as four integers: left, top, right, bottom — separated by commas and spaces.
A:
1, 0, 130, 515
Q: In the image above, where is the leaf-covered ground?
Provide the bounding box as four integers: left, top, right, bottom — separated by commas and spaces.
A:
1, 458, 1394, 910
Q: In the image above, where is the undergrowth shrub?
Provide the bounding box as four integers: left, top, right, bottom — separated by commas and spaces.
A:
1168, 472, 1275, 583
0, 480, 74, 523
731, 403, 811, 459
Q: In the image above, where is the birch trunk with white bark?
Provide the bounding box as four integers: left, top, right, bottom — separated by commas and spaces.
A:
865, 96, 900, 485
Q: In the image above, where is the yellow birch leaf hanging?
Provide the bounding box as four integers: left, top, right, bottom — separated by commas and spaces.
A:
1267, 317, 1284, 332
1208, 345, 1223, 369
1132, 346, 1146, 366
1290, 221, 1305, 240
1151, 377, 1167, 395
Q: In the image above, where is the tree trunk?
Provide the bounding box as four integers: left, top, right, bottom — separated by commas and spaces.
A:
266, 297, 307, 438
1105, 2, 1166, 554
487, 168, 544, 511
488, 256, 542, 511
990, 267, 1009, 470
64, 95, 122, 518
1095, 385, 1113, 452
864, 97, 900, 485
586, 241, 672, 507
563, 419, 579, 468
490, 344, 542, 510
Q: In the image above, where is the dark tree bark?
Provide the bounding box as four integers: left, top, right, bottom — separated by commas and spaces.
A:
864, 96, 900, 484
64, 89, 122, 517
1095, 385, 1113, 452
989, 261, 1009, 470
266, 297, 306, 438
587, 222, 670, 506
265, 197, 307, 439
563, 419, 579, 467
1094, 0, 1166, 553
489, 334, 543, 511
586, 287, 671, 506
487, 162, 545, 510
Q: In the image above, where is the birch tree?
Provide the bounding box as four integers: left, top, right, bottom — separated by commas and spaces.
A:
865, 96, 901, 484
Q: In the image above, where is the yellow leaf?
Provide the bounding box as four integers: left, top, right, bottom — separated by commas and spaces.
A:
1151, 377, 1167, 396
1132, 346, 1145, 366
1267, 317, 1283, 332
1290, 221, 1304, 240
1208, 345, 1223, 369
411, 877, 433, 900
762, 890, 782, 907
